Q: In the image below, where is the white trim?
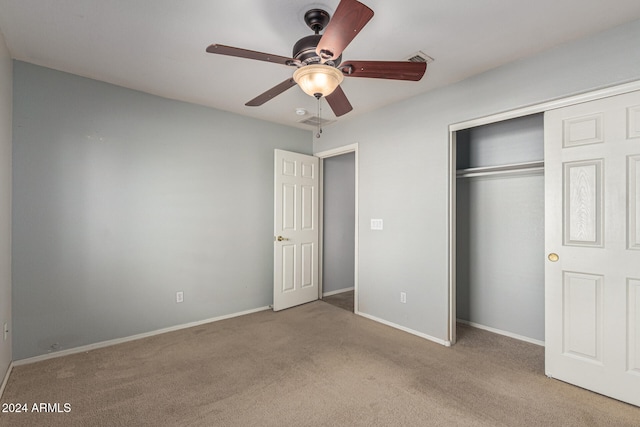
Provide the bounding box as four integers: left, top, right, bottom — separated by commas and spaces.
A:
13, 306, 270, 366
358, 312, 451, 347
448, 130, 457, 344
450, 80, 640, 132
315, 143, 359, 314
314, 143, 359, 158
447, 80, 640, 346
457, 319, 545, 347
0, 361, 13, 398
318, 156, 324, 298
323, 287, 354, 297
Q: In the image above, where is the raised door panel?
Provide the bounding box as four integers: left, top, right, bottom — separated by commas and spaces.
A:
281, 244, 296, 292
563, 159, 603, 247
628, 105, 640, 139
301, 243, 314, 288
629, 279, 640, 375
629, 155, 640, 250
282, 184, 296, 231
282, 158, 296, 176
562, 272, 603, 363
301, 161, 315, 180
563, 114, 604, 147
301, 185, 315, 231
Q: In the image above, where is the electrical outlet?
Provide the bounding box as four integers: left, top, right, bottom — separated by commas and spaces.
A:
176, 291, 184, 303
400, 292, 407, 304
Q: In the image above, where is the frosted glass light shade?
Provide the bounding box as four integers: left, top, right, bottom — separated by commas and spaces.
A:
293, 64, 344, 98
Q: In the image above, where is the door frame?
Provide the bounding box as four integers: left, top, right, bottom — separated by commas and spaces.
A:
447, 80, 640, 345
315, 143, 359, 313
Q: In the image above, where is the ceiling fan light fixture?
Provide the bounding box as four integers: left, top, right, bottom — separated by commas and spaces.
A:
293, 64, 344, 98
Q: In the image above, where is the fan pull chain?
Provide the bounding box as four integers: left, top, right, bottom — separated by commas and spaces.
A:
315, 96, 323, 139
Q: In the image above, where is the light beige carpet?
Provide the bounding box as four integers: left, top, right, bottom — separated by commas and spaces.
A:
1, 301, 638, 426
323, 290, 354, 312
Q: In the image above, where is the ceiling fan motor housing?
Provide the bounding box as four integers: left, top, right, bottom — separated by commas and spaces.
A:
293, 34, 323, 63
293, 9, 341, 66
293, 34, 342, 65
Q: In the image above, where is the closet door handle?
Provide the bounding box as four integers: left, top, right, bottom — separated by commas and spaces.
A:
548, 253, 559, 262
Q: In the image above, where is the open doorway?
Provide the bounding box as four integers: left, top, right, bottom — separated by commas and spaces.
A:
317, 145, 358, 313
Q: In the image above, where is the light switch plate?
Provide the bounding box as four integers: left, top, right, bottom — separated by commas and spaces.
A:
371, 219, 383, 230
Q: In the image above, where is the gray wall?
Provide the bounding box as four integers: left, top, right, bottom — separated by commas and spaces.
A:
0, 30, 12, 379
313, 19, 640, 342
456, 172, 544, 341
12, 61, 311, 360
456, 115, 544, 342
322, 152, 355, 294
456, 114, 544, 169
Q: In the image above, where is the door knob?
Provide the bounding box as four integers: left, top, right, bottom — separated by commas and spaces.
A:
276, 236, 289, 241
548, 253, 559, 262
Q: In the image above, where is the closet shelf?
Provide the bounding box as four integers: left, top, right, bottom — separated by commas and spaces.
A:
456, 160, 544, 178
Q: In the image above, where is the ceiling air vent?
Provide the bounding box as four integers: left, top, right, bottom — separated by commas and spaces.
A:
406, 51, 434, 64
298, 116, 335, 127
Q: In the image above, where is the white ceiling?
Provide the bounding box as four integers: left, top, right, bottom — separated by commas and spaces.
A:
1, 0, 639, 130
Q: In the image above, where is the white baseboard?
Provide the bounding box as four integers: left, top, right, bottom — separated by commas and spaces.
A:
0, 361, 12, 399
457, 319, 545, 347
323, 287, 354, 297
14, 306, 271, 366
357, 312, 450, 347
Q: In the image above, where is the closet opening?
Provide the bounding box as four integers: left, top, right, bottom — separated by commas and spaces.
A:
453, 113, 545, 346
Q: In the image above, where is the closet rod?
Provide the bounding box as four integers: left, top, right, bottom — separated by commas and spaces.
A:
456, 161, 544, 178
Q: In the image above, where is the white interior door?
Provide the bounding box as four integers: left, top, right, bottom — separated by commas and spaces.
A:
273, 149, 319, 311
544, 90, 640, 406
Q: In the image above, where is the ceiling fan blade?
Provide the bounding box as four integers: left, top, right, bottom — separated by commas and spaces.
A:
206, 44, 299, 66
340, 61, 427, 81
325, 85, 353, 117
315, 0, 374, 62
245, 78, 297, 107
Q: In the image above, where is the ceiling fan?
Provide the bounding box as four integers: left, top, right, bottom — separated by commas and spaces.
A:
205, 0, 427, 118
